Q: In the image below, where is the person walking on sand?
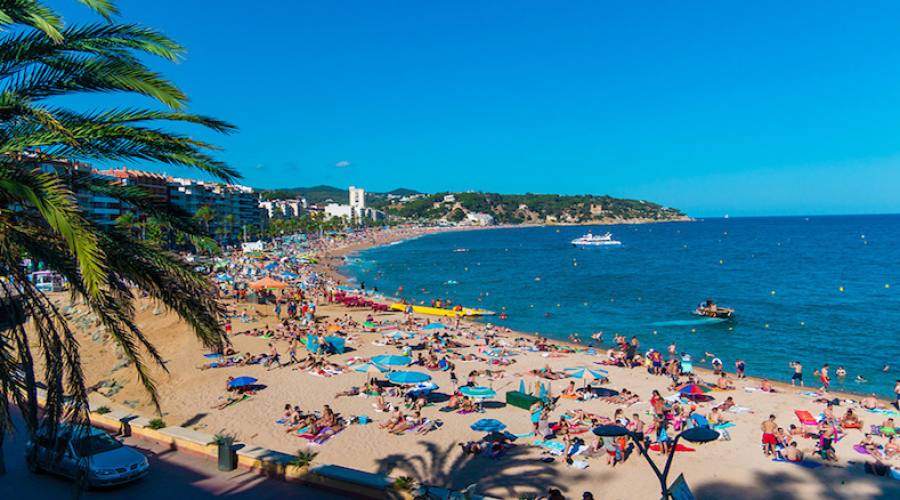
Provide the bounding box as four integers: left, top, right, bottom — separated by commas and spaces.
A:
790, 361, 804, 387
761, 414, 778, 456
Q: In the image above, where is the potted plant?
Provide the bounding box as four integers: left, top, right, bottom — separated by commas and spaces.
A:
287, 449, 318, 480
213, 432, 238, 471
392, 476, 417, 499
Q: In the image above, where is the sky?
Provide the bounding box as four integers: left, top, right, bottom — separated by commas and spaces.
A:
50, 1, 900, 217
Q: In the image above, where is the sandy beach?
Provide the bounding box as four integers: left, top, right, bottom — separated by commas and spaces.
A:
55, 227, 900, 499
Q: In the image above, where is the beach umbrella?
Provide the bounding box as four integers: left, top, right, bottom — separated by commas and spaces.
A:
228, 376, 257, 388
470, 418, 506, 433
371, 354, 412, 367
460, 386, 496, 399
564, 367, 609, 386
676, 383, 713, 396
422, 323, 448, 330
354, 362, 388, 375
388, 371, 432, 385
249, 276, 287, 290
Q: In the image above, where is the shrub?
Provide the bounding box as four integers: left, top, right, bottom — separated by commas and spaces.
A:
94, 406, 111, 415
147, 418, 166, 430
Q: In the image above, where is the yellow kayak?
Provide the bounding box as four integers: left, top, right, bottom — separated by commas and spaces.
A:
389, 303, 495, 317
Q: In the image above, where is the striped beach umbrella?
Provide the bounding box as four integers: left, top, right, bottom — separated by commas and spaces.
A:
676, 383, 713, 396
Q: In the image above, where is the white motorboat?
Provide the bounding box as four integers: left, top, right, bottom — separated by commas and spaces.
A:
571, 231, 622, 246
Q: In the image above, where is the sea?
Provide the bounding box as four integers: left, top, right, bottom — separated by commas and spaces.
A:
341, 215, 900, 397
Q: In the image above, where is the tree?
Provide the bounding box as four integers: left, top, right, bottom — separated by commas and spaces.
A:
0, 0, 237, 475
194, 205, 215, 235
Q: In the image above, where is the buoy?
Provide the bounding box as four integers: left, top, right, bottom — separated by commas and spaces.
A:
764, 323, 769, 328
719, 259, 724, 265
800, 321, 805, 326
556, 303, 561, 307
839, 286, 844, 293
886, 284, 891, 289
728, 327, 733, 331
771, 290, 776, 295
691, 328, 696, 333
653, 330, 658, 334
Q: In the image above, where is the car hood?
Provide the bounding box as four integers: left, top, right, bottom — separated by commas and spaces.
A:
89, 446, 145, 469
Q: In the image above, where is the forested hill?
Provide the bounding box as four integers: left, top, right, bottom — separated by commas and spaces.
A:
378, 192, 688, 224
259, 185, 688, 224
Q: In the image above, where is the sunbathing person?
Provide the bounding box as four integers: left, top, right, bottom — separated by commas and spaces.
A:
840, 408, 862, 429
716, 375, 735, 390
335, 386, 361, 398
862, 394, 879, 410
379, 407, 404, 429
390, 411, 424, 434
759, 379, 776, 393
783, 441, 804, 462
859, 434, 883, 459
459, 397, 477, 413
885, 436, 899, 459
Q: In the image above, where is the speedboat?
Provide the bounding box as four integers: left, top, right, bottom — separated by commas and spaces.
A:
693, 300, 734, 319
571, 232, 622, 247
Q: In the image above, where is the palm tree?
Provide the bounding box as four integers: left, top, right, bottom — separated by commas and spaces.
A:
194, 205, 215, 235
0, 0, 237, 474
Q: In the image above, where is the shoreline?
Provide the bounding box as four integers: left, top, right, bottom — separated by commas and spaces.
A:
324, 226, 894, 405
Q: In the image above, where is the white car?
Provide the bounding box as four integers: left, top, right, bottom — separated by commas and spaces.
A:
25, 423, 149, 487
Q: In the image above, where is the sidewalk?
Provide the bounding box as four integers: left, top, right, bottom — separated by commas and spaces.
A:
0, 409, 350, 499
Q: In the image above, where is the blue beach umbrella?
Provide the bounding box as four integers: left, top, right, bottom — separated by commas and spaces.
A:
228, 376, 257, 388
460, 386, 496, 399
470, 419, 507, 432
388, 371, 432, 385
422, 323, 448, 330
371, 354, 412, 367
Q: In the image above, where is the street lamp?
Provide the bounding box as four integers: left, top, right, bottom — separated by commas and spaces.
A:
592, 424, 719, 499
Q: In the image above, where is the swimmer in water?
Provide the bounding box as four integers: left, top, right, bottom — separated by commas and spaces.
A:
836, 367, 847, 379
883, 364, 891, 373
855, 375, 867, 383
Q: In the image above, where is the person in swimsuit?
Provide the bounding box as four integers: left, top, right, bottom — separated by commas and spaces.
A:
820, 364, 831, 392
761, 414, 778, 456
790, 361, 803, 387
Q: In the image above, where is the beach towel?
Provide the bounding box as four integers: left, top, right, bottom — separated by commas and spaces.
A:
772, 457, 822, 469
513, 432, 535, 438
799, 391, 821, 398
853, 444, 878, 455
649, 443, 695, 452
713, 422, 736, 430
532, 440, 566, 452
795, 410, 818, 426
569, 460, 589, 469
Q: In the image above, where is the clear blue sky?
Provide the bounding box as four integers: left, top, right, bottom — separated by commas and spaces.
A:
53, 1, 900, 217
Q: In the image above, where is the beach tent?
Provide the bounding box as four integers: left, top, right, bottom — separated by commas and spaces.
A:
249, 277, 287, 290
324, 336, 346, 354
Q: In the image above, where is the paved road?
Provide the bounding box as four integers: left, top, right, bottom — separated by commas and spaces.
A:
0, 412, 349, 499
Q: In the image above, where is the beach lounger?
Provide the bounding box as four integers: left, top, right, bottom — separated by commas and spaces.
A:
795, 410, 818, 427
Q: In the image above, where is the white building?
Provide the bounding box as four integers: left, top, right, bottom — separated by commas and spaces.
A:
349, 186, 365, 211
259, 198, 306, 219
465, 212, 494, 226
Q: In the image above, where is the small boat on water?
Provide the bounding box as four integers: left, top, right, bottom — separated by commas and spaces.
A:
571, 231, 622, 247
693, 299, 734, 319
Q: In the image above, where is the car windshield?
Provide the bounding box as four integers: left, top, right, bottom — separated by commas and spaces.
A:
71, 433, 122, 457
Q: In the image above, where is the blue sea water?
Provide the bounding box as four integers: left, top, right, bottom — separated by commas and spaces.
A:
341, 216, 900, 396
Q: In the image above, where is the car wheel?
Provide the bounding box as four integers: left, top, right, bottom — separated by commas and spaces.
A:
25, 453, 42, 474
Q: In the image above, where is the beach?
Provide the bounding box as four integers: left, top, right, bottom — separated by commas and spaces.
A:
52, 226, 900, 499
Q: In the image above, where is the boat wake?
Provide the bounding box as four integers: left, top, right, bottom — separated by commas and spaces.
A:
649, 318, 728, 327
